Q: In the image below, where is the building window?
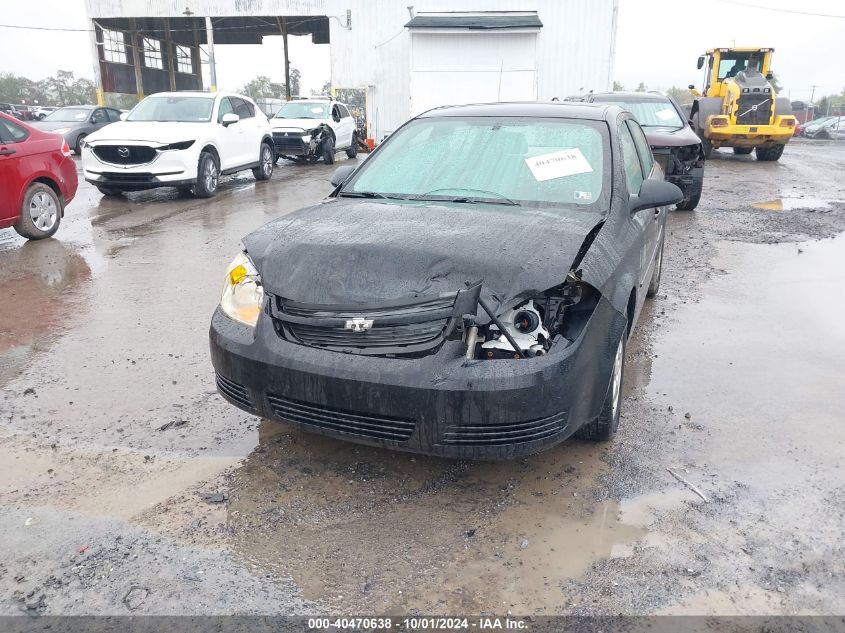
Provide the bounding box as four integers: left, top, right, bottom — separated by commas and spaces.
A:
102, 29, 127, 64
175, 45, 193, 74
143, 37, 163, 69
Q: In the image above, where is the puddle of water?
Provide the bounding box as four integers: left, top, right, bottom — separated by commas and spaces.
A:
751, 196, 831, 211
647, 234, 845, 488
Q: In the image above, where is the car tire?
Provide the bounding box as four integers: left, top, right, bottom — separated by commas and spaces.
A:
576, 330, 626, 441
675, 190, 701, 211
701, 137, 713, 159
96, 186, 124, 197
322, 135, 335, 165
755, 145, 785, 161
345, 133, 358, 159
193, 151, 219, 198
252, 142, 274, 181
13, 183, 62, 240
733, 147, 753, 155
647, 235, 664, 298
75, 134, 86, 154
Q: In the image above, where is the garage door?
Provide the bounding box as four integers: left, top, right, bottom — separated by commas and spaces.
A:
410, 32, 538, 116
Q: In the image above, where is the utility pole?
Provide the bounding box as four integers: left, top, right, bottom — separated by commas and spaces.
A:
277, 17, 291, 100
205, 16, 217, 92
809, 84, 819, 104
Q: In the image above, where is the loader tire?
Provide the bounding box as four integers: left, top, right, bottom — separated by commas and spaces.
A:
755, 145, 785, 162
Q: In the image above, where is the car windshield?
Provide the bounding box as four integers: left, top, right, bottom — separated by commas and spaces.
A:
274, 102, 328, 119
127, 96, 214, 122
344, 116, 609, 209
593, 97, 684, 129
44, 107, 91, 122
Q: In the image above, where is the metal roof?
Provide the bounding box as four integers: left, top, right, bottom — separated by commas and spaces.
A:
405, 13, 543, 30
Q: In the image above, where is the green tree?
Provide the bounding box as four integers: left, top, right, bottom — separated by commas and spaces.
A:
612, 80, 624, 91
289, 68, 301, 97
635, 82, 648, 92
665, 85, 692, 105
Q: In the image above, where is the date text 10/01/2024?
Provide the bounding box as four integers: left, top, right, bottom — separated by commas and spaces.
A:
307, 617, 528, 630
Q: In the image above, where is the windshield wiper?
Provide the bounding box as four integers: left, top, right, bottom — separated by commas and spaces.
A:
338, 191, 408, 200
411, 188, 519, 206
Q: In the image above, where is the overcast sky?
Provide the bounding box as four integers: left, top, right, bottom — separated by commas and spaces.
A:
1, 0, 842, 101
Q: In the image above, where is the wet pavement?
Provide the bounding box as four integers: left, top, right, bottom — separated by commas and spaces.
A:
1, 140, 844, 616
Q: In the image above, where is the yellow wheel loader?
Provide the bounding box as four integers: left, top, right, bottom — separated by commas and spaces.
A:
689, 48, 796, 161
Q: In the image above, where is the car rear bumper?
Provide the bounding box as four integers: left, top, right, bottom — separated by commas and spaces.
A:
209, 298, 626, 460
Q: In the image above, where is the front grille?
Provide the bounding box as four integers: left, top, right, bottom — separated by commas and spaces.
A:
93, 145, 157, 165
267, 393, 416, 441
273, 132, 307, 154
735, 94, 772, 125
438, 411, 567, 446
216, 374, 253, 410
271, 294, 457, 355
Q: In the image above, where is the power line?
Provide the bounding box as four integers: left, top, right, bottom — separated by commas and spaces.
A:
711, 0, 845, 18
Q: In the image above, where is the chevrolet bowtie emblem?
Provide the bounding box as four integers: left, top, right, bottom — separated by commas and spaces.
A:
345, 317, 374, 332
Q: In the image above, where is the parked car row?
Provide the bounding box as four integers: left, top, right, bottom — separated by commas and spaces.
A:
0, 103, 59, 121
797, 115, 845, 140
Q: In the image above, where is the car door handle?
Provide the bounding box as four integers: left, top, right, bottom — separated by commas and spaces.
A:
0, 148, 16, 156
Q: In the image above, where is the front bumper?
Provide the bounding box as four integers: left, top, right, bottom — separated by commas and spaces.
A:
81, 146, 196, 191
209, 298, 626, 460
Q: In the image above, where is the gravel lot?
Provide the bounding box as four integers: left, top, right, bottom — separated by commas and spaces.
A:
1, 140, 844, 617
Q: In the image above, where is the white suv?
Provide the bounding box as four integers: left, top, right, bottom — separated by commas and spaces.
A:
270, 99, 358, 165
81, 92, 274, 198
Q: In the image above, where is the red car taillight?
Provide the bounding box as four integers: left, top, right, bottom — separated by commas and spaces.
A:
61, 140, 72, 157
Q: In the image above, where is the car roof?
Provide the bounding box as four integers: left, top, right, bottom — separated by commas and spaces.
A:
587, 92, 670, 102
417, 101, 615, 121
55, 104, 96, 110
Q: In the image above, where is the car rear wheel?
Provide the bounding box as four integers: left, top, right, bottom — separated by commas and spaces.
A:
733, 147, 753, 155
755, 144, 785, 161
14, 183, 62, 240
322, 136, 335, 165
96, 186, 124, 197
576, 330, 626, 441
252, 142, 274, 181
193, 151, 219, 198
675, 190, 701, 211
345, 133, 358, 159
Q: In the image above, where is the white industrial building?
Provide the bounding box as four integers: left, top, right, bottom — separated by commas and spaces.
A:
84, 0, 619, 142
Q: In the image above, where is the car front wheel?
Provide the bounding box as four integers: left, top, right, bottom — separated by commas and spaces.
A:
193, 151, 219, 198
576, 330, 626, 441
252, 142, 274, 181
14, 183, 62, 240
322, 136, 335, 165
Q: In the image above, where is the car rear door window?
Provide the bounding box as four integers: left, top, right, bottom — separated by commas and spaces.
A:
619, 121, 644, 195
0, 117, 29, 142
627, 120, 654, 177
232, 98, 254, 119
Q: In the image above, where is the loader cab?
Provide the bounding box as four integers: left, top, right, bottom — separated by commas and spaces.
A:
699, 48, 773, 97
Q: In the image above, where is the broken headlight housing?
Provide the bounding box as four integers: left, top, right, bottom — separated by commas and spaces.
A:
220, 251, 264, 328
469, 277, 600, 360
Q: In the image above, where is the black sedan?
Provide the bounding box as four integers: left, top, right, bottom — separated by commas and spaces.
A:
210, 102, 682, 459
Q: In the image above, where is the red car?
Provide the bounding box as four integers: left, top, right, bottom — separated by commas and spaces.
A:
0, 112, 77, 240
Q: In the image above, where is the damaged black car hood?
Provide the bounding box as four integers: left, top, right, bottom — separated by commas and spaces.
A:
243, 198, 604, 315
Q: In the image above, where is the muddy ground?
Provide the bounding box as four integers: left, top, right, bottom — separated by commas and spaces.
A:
1, 140, 844, 617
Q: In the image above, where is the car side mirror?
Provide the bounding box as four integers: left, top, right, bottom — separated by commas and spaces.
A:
330, 165, 356, 187
221, 112, 240, 127
766, 71, 774, 80
687, 84, 695, 90
119, 112, 128, 121
697, 56, 705, 70
629, 179, 684, 213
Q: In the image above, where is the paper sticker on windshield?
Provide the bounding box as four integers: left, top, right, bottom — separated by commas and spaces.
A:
525, 148, 593, 182
310, 107, 324, 113
575, 191, 592, 201
655, 108, 676, 121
